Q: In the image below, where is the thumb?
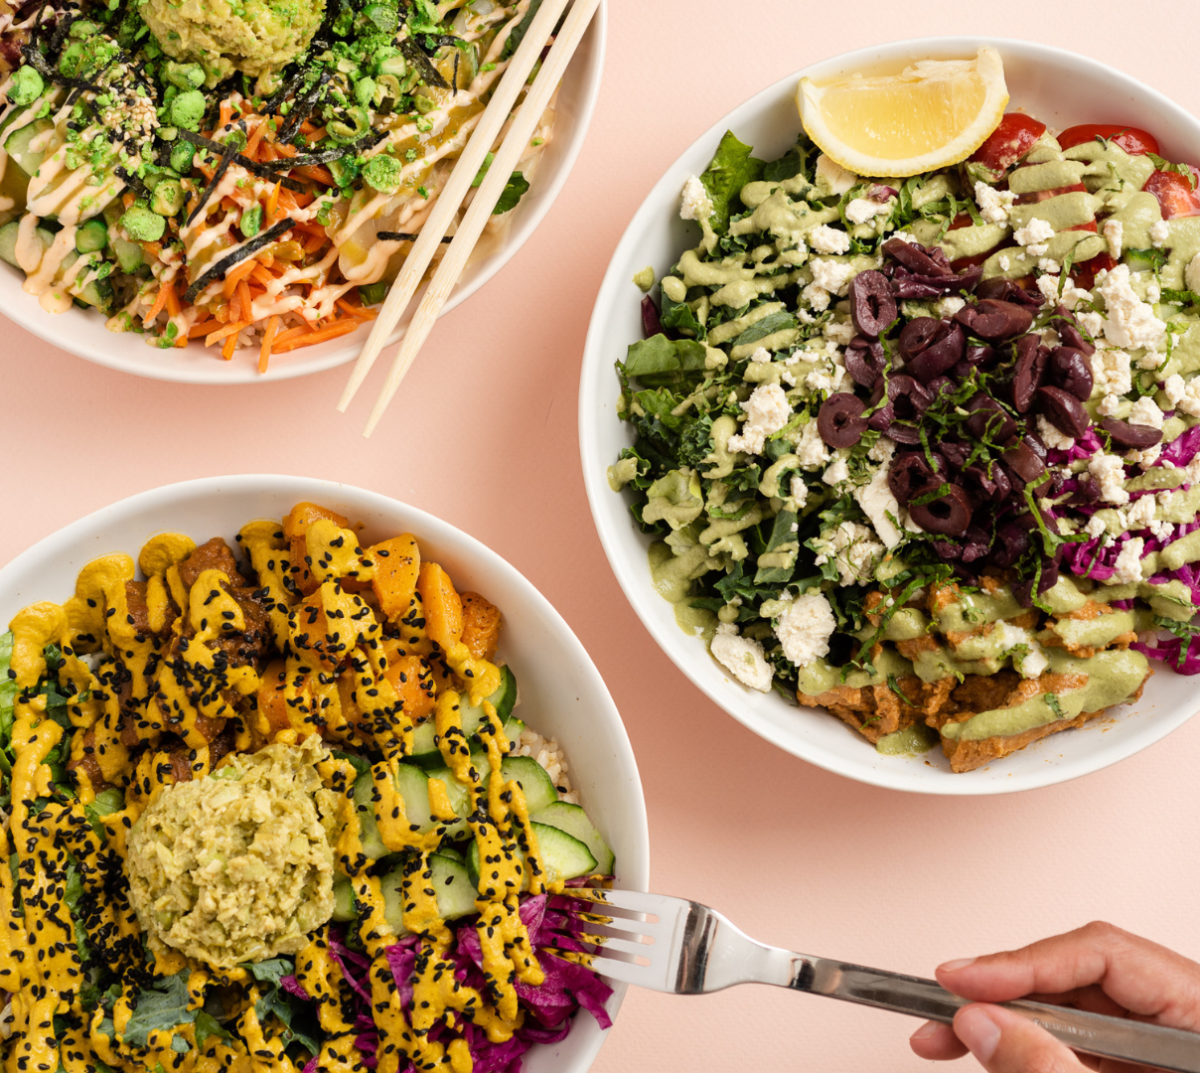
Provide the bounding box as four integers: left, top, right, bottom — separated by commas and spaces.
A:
954, 1004, 1088, 1073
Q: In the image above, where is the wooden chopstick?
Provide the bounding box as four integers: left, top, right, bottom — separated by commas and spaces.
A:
338, 0, 573, 414
357, 0, 602, 437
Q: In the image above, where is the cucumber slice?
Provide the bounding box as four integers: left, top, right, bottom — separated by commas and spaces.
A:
111, 233, 144, 273
530, 802, 614, 876
408, 666, 519, 768
381, 852, 477, 934
0, 220, 19, 268
352, 771, 388, 861
332, 875, 356, 921
466, 822, 596, 891
500, 756, 557, 814
75, 218, 107, 254
4, 118, 52, 176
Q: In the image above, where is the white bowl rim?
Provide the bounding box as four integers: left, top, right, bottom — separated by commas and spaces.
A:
0, 473, 649, 1070
578, 34, 1200, 797
0, 3, 606, 384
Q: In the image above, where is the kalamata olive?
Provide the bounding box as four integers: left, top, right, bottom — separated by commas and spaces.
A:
886, 422, 922, 445
1014, 559, 1059, 607
883, 237, 953, 276
907, 321, 966, 383
845, 336, 886, 387
1069, 475, 1101, 504
954, 299, 1036, 341
908, 482, 974, 537
990, 523, 1031, 567
926, 376, 956, 401
965, 393, 1018, 443
849, 270, 897, 338
641, 296, 664, 339
933, 540, 962, 561
1047, 346, 1094, 401
817, 392, 868, 448
1058, 321, 1096, 355
1003, 438, 1047, 483
938, 441, 971, 467
961, 525, 992, 564
1100, 416, 1164, 449
868, 399, 895, 432
1023, 429, 1048, 460
1011, 335, 1048, 413
899, 317, 943, 361
975, 277, 1042, 308
965, 461, 1012, 500
1035, 385, 1091, 440
888, 451, 938, 505
888, 374, 933, 421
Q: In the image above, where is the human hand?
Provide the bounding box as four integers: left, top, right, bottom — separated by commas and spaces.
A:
908, 922, 1200, 1071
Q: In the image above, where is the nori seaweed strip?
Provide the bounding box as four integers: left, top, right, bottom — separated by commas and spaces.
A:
420, 33, 464, 49
378, 231, 452, 243
182, 216, 295, 303
113, 165, 150, 202
277, 68, 332, 143
184, 142, 237, 227
400, 38, 447, 89
253, 130, 386, 170
262, 64, 311, 117
20, 41, 101, 94
174, 129, 308, 192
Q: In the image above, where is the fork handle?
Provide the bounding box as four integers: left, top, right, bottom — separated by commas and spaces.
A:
797, 957, 1200, 1073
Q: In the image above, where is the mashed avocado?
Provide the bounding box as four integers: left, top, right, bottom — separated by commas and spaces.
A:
139, 0, 324, 93
126, 736, 336, 969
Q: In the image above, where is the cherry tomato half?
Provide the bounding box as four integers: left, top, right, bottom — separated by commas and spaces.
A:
971, 113, 1047, 174
1145, 167, 1200, 219
1057, 124, 1161, 156
1071, 253, 1117, 292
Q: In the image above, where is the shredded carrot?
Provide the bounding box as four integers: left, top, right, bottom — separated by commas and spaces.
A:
337, 298, 377, 319
143, 281, 172, 328
219, 100, 233, 128
237, 279, 254, 324
164, 281, 181, 318
245, 118, 268, 159
189, 319, 222, 339
273, 318, 364, 353
292, 164, 335, 186
251, 264, 276, 289
259, 252, 275, 269
122, 191, 135, 210
223, 258, 259, 299
266, 181, 282, 221
222, 332, 238, 360
259, 314, 281, 374
207, 320, 249, 347
304, 126, 327, 144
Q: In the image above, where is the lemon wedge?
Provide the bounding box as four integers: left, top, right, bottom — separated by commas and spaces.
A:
797, 47, 1009, 177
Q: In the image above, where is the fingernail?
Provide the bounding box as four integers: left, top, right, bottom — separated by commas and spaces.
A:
910, 1021, 940, 1042
938, 957, 976, 973
955, 1006, 1002, 1063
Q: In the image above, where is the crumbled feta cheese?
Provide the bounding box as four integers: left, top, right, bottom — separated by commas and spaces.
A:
749, 346, 772, 364
1149, 219, 1171, 247
1036, 413, 1075, 451
933, 295, 966, 318
727, 383, 791, 455
774, 593, 837, 669
1089, 452, 1130, 506
802, 282, 831, 311
1128, 395, 1165, 429
868, 436, 896, 464
993, 621, 1032, 651
809, 224, 851, 255
1110, 537, 1146, 585
1127, 494, 1157, 530
710, 624, 773, 692
1013, 217, 1055, 255
1085, 515, 1108, 539
810, 257, 855, 297
811, 521, 885, 586
679, 176, 713, 222
789, 475, 809, 508
1092, 348, 1133, 396
1176, 378, 1200, 417
855, 465, 906, 548
1136, 350, 1165, 372
1016, 643, 1049, 679
1095, 263, 1167, 352
1038, 258, 1061, 275
974, 180, 1016, 225
845, 197, 892, 225
822, 454, 850, 486
815, 154, 859, 195
1150, 518, 1175, 542
1127, 443, 1162, 469
1076, 310, 1104, 338
795, 420, 831, 469
1036, 274, 1061, 306
889, 230, 920, 245
823, 319, 857, 346
998, 254, 1013, 272
1097, 393, 1121, 417
1102, 218, 1124, 259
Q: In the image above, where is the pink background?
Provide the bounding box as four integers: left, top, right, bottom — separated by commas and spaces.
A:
3, 3, 1200, 1069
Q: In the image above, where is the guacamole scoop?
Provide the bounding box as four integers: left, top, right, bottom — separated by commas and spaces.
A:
126, 737, 336, 969
140, 0, 324, 93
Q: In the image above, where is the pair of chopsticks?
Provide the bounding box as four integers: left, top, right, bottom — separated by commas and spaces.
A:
339, 0, 602, 436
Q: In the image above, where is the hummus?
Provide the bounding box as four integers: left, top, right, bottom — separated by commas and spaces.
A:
126, 736, 337, 969
140, 0, 324, 92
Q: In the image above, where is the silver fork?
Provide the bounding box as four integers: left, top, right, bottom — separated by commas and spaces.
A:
563, 890, 1200, 1073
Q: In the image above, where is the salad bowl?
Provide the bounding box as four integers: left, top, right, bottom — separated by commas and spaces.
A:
579, 36, 1200, 795
0, 473, 649, 1072
0, 4, 605, 384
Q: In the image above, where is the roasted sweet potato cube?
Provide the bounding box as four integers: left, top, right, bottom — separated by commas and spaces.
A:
417, 562, 463, 651
284, 502, 351, 596
369, 534, 420, 620
257, 660, 291, 735
382, 650, 437, 722
460, 591, 501, 660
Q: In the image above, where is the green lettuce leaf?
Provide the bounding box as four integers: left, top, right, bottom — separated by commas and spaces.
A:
624, 334, 707, 381
123, 972, 196, 1048
699, 131, 764, 234
493, 172, 529, 215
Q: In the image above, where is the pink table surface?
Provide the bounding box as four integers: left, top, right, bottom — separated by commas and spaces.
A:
4, 2, 1200, 1069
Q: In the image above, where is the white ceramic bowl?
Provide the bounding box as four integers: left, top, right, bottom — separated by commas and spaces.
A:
579, 36, 1200, 795
0, 474, 649, 1071
0, 5, 606, 384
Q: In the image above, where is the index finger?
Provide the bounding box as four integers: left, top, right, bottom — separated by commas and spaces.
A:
934, 922, 1200, 1030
